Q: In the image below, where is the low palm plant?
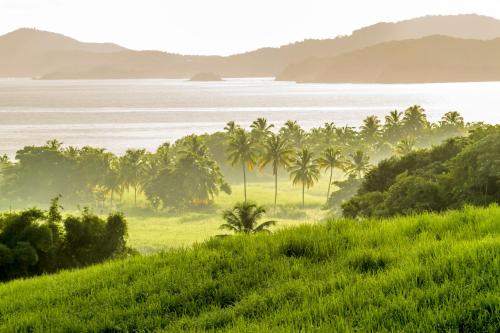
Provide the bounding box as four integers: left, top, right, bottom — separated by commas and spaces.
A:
220, 202, 276, 234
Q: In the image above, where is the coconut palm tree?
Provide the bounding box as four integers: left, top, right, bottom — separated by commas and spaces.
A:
344, 150, 371, 179
439, 111, 465, 137
394, 137, 416, 156
289, 148, 320, 207
403, 105, 428, 137
260, 133, 294, 210
317, 148, 344, 202
280, 120, 307, 149
103, 158, 123, 207
220, 202, 276, 234
250, 117, 274, 143
360, 116, 381, 145
226, 128, 257, 202
224, 121, 240, 136
120, 149, 147, 207
383, 110, 404, 143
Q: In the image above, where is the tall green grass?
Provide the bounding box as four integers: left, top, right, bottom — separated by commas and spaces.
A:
0, 205, 498, 332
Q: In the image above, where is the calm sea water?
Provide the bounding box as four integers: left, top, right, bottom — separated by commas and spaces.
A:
1, 78, 499, 157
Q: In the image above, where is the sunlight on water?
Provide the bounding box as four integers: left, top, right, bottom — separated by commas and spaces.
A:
0, 78, 499, 156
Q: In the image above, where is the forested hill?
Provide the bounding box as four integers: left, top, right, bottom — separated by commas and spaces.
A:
2, 14, 500, 79
276, 36, 500, 83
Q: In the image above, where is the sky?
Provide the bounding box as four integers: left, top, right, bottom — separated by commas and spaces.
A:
1, 0, 500, 55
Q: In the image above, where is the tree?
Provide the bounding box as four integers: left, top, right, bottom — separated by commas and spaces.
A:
317, 148, 344, 202
289, 148, 320, 207
250, 117, 274, 144
280, 120, 307, 149
226, 129, 257, 202
383, 110, 404, 143
120, 149, 147, 207
260, 134, 294, 210
224, 121, 240, 136
220, 202, 276, 234
360, 116, 381, 145
403, 105, 429, 137
344, 150, 371, 179
394, 137, 416, 156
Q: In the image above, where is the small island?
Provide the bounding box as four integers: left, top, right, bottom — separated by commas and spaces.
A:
189, 72, 223, 81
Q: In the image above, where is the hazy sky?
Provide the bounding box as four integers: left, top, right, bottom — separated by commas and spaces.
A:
1, 0, 500, 55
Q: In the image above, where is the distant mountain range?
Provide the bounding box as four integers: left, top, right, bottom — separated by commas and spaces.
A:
1, 14, 500, 82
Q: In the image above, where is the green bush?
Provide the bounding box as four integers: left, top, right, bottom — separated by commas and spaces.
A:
0, 199, 131, 281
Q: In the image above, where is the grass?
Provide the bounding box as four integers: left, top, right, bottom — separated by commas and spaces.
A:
0, 205, 498, 332
125, 181, 332, 253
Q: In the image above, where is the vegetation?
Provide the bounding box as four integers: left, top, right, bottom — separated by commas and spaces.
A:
288, 148, 320, 207
341, 125, 500, 217
0, 197, 130, 281
0, 106, 472, 214
220, 202, 276, 234
0, 205, 498, 331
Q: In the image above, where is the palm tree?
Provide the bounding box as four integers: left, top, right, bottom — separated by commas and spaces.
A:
224, 121, 240, 136
317, 148, 344, 202
289, 148, 320, 207
344, 150, 371, 179
220, 202, 276, 234
250, 117, 274, 143
103, 158, 123, 207
120, 149, 147, 207
260, 134, 294, 210
226, 128, 257, 202
360, 116, 381, 144
394, 137, 416, 156
383, 110, 404, 143
403, 105, 428, 137
280, 120, 307, 149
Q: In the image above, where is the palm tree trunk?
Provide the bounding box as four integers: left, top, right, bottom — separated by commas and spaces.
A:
242, 162, 247, 202
134, 185, 137, 207
274, 170, 278, 212
326, 167, 333, 203
302, 183, 305, 208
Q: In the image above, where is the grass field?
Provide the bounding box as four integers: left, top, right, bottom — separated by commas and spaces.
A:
125, 180, 333, 253
0, 205, 498, 332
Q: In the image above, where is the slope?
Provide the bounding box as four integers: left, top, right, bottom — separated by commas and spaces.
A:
0, 205, 498, 332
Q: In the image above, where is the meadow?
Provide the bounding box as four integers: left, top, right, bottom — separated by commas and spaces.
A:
0, 205, 498, 332
125, 180, 333, 253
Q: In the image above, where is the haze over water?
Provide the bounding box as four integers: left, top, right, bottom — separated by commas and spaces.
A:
1, 78, 499, 157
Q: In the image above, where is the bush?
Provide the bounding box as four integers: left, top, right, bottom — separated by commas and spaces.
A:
0, 199, 131, 281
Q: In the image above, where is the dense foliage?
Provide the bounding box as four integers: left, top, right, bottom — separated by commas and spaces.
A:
0, 106, 473, 210
0, 197, 130, 281
0, 206, 498, 331
341, 125, 500, 217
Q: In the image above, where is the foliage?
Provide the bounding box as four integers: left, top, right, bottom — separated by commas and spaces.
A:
0, 206, 498, 331
0, 106, 472, 211
288, 148, 320, 206
0, 199, 130, 281
220, 202, 276, 234
343, 126, 500, 217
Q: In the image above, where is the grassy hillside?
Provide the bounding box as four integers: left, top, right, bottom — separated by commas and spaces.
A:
113, 181, 331, 253
0, 205, 498, 332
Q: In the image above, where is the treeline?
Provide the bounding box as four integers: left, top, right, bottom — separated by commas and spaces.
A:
0, 197, 130, 281
341, 125, 500, 217
0, 106, 471, 210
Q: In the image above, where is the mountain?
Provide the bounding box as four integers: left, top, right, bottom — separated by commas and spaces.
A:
276, 35, 500, 83
2, 14, 500, 79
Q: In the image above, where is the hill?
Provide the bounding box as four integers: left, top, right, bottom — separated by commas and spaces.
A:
189, 72, 223, 81
3, 14, 500, 79
277, 35, 500, 83
0, 206, 498, 331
